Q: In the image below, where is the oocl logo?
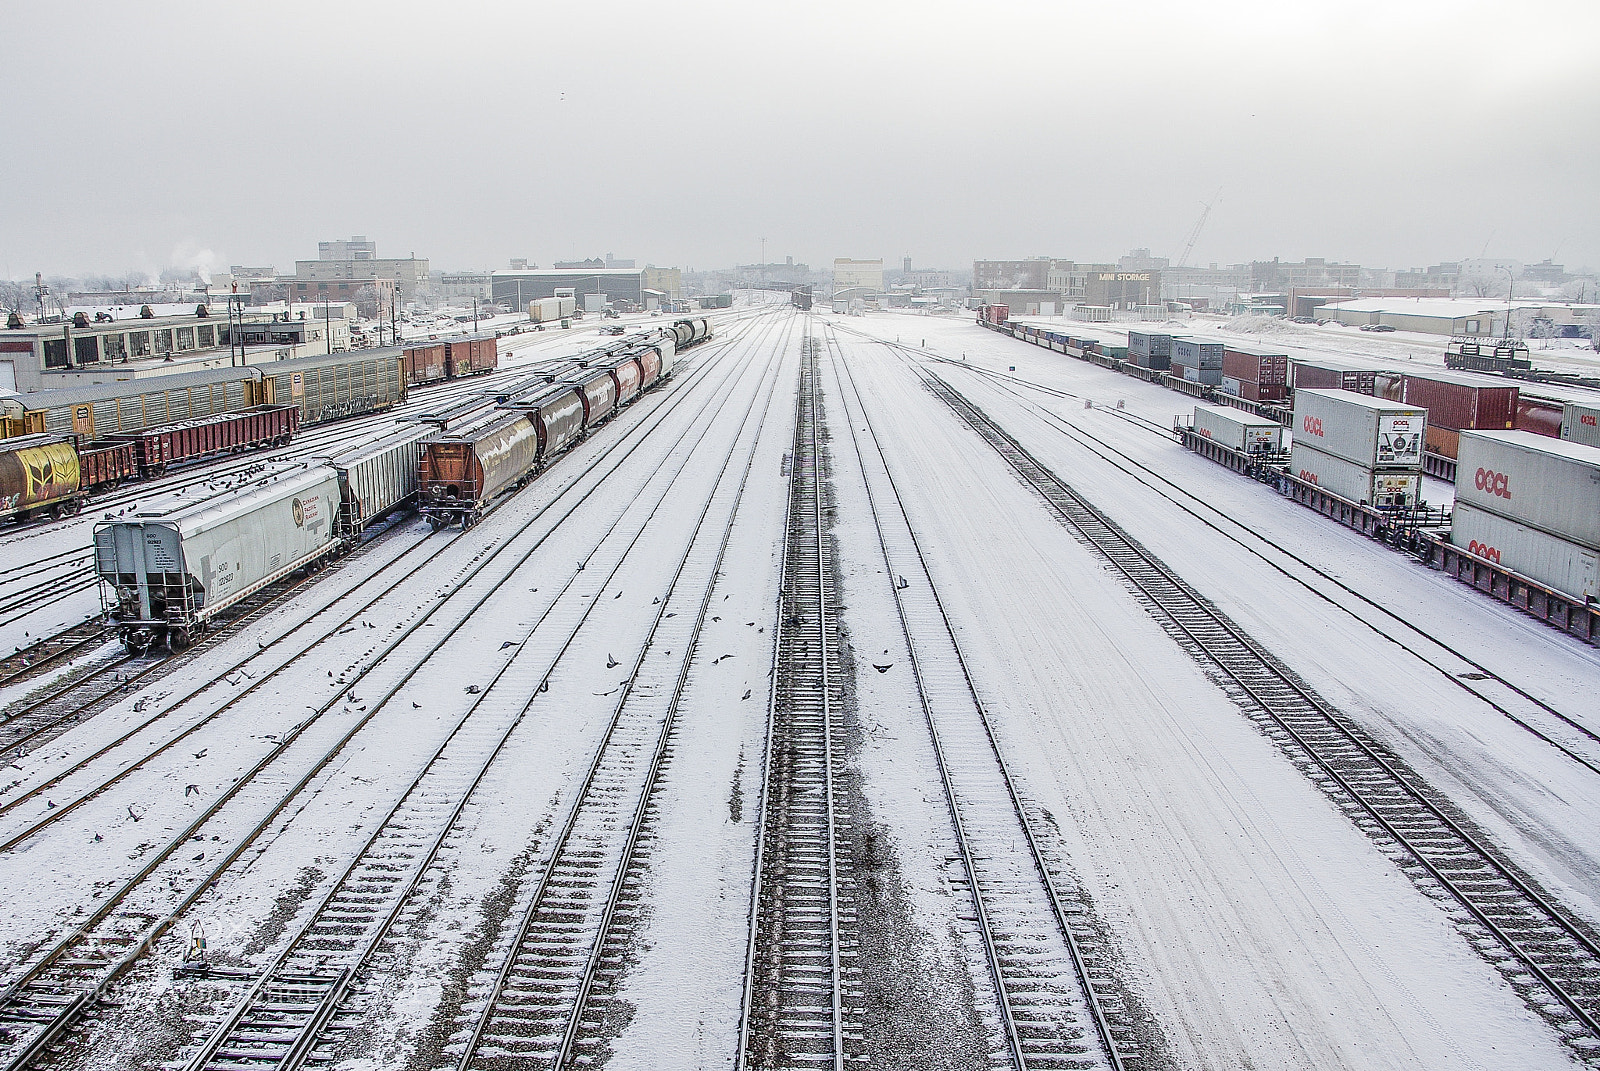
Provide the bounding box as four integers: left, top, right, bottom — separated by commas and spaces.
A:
1583, 414, 1599, 428
1299, 470, 1318, 484
1468, 539, 1501, 564
1474, 467, 1513, 500
1302, 416, 1324, 437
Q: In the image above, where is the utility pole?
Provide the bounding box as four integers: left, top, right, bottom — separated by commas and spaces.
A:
325, 300, 332, 354
228, 283, 247, 367
473, 297, 480, 336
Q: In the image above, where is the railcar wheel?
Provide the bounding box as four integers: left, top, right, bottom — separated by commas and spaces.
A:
169, 628, 191, 651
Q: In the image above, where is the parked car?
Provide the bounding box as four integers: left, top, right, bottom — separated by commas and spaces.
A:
1360, 323, 1397, 332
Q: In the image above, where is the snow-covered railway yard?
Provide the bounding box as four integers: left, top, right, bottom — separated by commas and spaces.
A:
1, 304, 1597, 1070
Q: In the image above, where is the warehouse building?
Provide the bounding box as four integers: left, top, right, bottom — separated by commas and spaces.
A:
491, 268, 645, 310
1313, 298, 1600, 336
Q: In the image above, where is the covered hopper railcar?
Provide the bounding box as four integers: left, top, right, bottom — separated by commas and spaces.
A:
94, 463, 343, 651
0, 434, 84, 522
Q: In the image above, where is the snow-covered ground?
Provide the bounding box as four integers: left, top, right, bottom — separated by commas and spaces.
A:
1, 302, 1595, 1070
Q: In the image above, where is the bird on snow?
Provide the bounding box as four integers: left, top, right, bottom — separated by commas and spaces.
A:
412, 702, 421, 708
873, 663, 893, 673
193, 749, 207, 759
606, 654, 619, 669
500, 641, 515, 650
741, 689, 752, 700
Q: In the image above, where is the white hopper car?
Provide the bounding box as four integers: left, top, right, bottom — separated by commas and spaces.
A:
94, 425, 436, 652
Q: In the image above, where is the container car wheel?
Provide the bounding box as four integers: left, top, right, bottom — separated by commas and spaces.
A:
169, 628, 191, 652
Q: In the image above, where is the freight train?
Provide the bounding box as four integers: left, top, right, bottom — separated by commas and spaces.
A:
418, 328, 687, 528
0, 337, 505, 524
91, 321, 712, 650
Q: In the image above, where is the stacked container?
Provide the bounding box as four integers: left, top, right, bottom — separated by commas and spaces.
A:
1191, 404, 1284, 454
1562, 401, 1600, 448
1170, 337, 1224, 386
1127, 331, 1172, 371
1452, 429, 1600, 598
1220, 347, 1289, 403
1290, 388, 1426, 509
1289, 358, 1378, 395
1399, 371, 1517, 461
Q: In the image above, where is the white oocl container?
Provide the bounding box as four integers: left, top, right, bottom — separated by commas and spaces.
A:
1291, 442, 1421, 509
1191, 404, 1283, 454
1562, 401, 1600, 449
1451, 500, 1600, 599
1293, 389, 1425, 469
1454, 430, 1600, 550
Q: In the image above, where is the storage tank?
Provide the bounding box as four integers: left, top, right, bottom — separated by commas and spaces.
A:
1192, 405, 1284, 454
1290, 443, 1422, 509
1454, 430, 1600, 552
1292, 389, 1425, 469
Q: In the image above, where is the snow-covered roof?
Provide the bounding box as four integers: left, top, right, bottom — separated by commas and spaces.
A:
1316, 297, 1600, 318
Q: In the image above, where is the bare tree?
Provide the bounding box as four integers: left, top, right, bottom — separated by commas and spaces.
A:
352, 284, 381, 319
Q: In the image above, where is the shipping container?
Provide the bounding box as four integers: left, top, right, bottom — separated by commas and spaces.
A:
1515, 396, 1563, 439
1127, 331, 1172, 371
1170, 337, 1224, 369
1374, 372, 1404, 402
1562, 401, 1600, 448
1173, 363, 1223, 386
1400, 371, 1517, 434
1426, 425, 1460, 460
1293, 389, 1425, 469
1221, 348, 1288, 402
1454, 430, 1600, 551
1289, 358, 1378, 395
1290, 442, 1422, 509
1192, 404, 1284, 454
1450, 500, 1599, 599
528, 296, 577, 323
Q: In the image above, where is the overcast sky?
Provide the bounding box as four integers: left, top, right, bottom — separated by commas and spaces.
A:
3, 0, 1596, 279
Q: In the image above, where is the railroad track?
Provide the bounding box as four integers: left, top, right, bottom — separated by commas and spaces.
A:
920, 371, 1600, 1061
0, 316, 778, 1071
0, 328, 752, 852
737, 338, 858, 1071
0, 620, 112, 695
823, 332, 1129, 1071
449, 313, 793, 1070
174, 311, 792, 1071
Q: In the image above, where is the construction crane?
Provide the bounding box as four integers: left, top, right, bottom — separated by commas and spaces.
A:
1176, 187, 1222, 268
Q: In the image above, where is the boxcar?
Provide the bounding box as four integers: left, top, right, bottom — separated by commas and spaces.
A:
0, 433, 83, 522
24, 366, 268, 441
108, 404, 299, 477
402, 343, 448, 387
446, 336, 499, 378
418, 413, 541, 529
93, 462, 342, 650
78, 439, 139, 490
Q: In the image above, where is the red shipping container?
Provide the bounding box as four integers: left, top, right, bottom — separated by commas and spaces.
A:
1400, 372, 1517, 432
1291, 360, 1376, 395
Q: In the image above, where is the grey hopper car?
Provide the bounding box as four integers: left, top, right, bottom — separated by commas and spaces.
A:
94, 462, 342, 651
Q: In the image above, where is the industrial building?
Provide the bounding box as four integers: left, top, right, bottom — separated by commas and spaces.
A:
491, 268, 646, 311
439, 273, 493, 303
1312, 297, 1600, 336
0, 307, 350, 392
291, 237, 428, 299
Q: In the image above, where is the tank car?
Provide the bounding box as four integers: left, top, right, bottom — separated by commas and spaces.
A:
93, 462, 342, 651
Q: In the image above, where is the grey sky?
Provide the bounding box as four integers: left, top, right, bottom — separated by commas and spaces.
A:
4, 0, 1596, 278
